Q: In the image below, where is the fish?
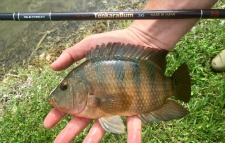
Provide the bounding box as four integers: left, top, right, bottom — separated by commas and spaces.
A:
48, 42, 191, 134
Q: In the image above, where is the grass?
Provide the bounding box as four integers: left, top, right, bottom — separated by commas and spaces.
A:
1, 4, 225, 143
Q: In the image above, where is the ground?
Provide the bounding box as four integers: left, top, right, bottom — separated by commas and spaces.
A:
0, 1, 224, 143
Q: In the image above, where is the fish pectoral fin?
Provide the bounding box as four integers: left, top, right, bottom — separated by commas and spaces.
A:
92, 93, 131, 113
98, 116, 125, 134
139, 100, 189, 124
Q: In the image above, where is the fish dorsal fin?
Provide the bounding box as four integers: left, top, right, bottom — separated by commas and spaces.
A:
87, 42, 168, 72
99, 116, 125, 134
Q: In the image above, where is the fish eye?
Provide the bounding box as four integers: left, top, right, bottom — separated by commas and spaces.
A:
60, 81, 68, 91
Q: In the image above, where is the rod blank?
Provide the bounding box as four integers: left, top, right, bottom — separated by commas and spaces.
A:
0, 9, 224, 21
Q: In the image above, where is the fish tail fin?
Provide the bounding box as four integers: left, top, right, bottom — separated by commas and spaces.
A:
172, 63, 191, 103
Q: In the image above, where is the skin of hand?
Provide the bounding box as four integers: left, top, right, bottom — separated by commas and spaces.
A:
44, 28, 147, 143
44, 0, 218, 142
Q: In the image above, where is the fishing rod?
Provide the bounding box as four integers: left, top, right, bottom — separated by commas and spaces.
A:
0, 9, 224, 21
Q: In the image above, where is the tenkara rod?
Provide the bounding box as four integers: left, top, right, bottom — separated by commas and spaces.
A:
0, 9, 224, 21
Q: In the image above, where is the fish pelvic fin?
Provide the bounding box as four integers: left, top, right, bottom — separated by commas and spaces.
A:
139, 100, 189, 124
172, 63, 191, 103
98, 116, 125, 134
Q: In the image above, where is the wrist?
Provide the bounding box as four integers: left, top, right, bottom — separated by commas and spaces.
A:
129, 0, 218, 50
144, 0, 218, 10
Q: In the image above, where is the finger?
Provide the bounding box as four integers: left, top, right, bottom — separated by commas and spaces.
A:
127, 116, 142, 143
83, 120, 105, 143
50, 37, 96, 71
50, 50, 76, 71
54, 117, 92, 143
50, 30, 133, 71
44, 108, 66, 129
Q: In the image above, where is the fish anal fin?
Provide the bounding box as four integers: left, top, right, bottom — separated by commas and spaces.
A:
99, 116, 125, 134
139, 100, 189, 124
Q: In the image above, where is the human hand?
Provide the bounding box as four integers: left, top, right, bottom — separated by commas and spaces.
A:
44, 27, 158, 143
44, 108, 142, 143
49, 27, 161, 71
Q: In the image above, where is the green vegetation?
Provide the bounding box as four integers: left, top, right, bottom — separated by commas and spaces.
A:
0, 4, 225, 143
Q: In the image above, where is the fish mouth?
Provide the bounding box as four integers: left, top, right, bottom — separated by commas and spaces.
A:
48, 98, 56, 106
47, 97, 87, 115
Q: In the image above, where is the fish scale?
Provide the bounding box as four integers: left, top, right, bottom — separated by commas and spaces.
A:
80, 59, 171, 116
48, 42, 191, 134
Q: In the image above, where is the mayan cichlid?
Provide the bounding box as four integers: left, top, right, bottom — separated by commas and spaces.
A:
48, 42, 191, 134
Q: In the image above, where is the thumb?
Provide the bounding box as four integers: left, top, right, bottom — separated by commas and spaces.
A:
50, 36, 96, 71
50, 29, 137, 71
